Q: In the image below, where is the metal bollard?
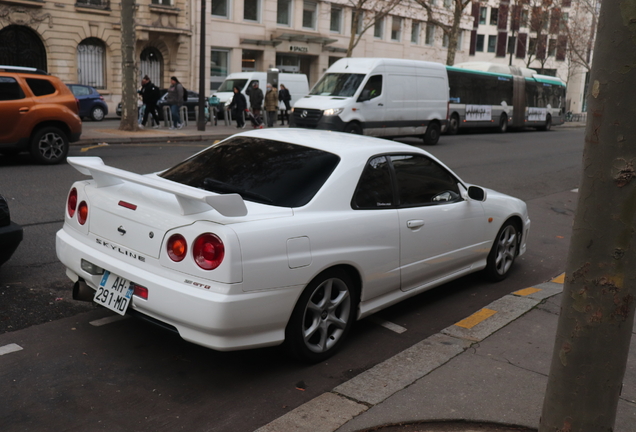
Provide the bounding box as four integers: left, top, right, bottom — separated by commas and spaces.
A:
180, 106, 188, 126
163, 106, 172, 127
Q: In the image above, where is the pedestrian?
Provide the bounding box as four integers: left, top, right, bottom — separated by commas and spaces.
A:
278, 83, 291, 126
265, 83, 278, 128
227, 86, 247, 129
138, 75, 161, 129
249, 81, 264, 121
167, 76, 184, 130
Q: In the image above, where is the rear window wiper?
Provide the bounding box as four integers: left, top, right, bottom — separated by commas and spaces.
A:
203, 178, 274, 205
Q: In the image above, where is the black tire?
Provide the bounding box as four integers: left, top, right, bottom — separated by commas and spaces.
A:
30, 127, 69, 165
344, 122, 362, 134
538, 115, 552, 131
90, 106, 106, 121
484, 220, 520, 282
447, 114, 459, 135
423, 121, 441, 145
498, 113, 508, 133
285, 268, 357, 363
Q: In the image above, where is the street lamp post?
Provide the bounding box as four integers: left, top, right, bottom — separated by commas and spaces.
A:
197, 0, 207, 131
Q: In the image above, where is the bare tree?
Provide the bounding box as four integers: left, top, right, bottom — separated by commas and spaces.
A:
345, 0, 403, 56
562, 0, 599, 72
539, 0, 636, 430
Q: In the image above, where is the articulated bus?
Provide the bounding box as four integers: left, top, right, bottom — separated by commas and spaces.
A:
446, 62, 566, 134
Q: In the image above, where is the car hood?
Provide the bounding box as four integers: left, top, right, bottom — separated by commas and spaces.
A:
292, 95, 350, 110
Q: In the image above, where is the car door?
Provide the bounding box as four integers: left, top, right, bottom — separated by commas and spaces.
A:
0, 76, 34, 144
356, 74, 385, 137
390, 154, 486, 292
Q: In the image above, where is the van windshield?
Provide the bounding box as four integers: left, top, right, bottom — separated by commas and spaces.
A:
216, 79, 248, 93
309, 73, 365, 97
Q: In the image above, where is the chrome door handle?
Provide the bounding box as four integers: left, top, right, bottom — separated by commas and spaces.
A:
407, 220, 425, 229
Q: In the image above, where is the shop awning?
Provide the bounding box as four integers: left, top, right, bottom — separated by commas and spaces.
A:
272, 32, 338, 45
241, 39, 282, 46
323, 46, 348, 53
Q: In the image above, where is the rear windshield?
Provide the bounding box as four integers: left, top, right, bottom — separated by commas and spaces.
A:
216, 79, 249, 93
309, 73, 365, 97
160, 137, 340, 208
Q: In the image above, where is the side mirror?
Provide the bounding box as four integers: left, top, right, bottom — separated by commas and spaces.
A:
358, 89, 370, 102
467, 186, 486, 201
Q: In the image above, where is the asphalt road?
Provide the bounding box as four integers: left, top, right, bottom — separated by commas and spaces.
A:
0, 127, 584, 432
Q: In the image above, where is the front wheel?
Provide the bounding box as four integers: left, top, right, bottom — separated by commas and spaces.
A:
423, 121, 441, 145
285, 269, 357, 363
447, 114, 459, 135
30, 127, 69, 165
90, 106, 106, 121
344, 122, 362, 134
484, 220, 520, 282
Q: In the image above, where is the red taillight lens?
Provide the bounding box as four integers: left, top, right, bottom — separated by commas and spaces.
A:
167, 234, 187, 262
193, 233, 224, 270
67, 188, 77, 218
77, 201, 88, 225
132, 283, 148, 300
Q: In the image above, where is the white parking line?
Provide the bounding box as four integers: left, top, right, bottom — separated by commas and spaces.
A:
368, 316, 407, 334
90, 315, 129, 327
0, 343, 23, 356
571, 188, 579, 193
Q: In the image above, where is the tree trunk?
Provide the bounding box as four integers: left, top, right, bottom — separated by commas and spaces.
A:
539, 1, 636, 430
119, 0, 137, 131
445, 1, 464, 66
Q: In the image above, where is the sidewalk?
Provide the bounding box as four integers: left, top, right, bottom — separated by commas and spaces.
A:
255, 275, 636, 432
76, 118, 587, 146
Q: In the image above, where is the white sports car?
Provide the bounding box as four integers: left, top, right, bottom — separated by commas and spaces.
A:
56, 129, 530, 362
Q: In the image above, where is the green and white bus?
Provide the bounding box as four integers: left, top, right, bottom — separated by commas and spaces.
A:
446, 62, 566, 134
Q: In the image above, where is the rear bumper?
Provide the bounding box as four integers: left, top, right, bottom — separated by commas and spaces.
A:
55, 227, 303, 351
0, 222, 23, 266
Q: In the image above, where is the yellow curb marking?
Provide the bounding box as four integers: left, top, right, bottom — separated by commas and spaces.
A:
552, 273, 565, 284
514, 287, 542, 296
454, 308, 497, 329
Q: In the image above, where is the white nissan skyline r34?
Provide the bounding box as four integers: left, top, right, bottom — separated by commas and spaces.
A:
56, 129, 530, 362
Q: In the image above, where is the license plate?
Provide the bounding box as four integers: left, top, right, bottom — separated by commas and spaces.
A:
94, 271, 134, 316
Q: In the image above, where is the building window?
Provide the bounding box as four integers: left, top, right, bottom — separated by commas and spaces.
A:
244, 0, 259, 22
487, 35, 497, 53
442, 32, 449, 48
302, 1, 317, 30
212, 0, 229, 17
479, 7, 487, 25
330, 6, 342, 33
528, 37, 537, 55
425, 23, 435, 45
77, 0, 110, 7
211, 49, 229, 77
374, 16, 384, 39
476, 34, 485, 51
391, 17, 402, 41
77, 38, 105, 89
507, 36, 516, 55
411, 21, 420, 44
151, 0, 171, 5
521, 9, 529, 27
548, 38, 557, 56
140, 47, 163, 87
560, 12, 569, 32
443, 0, 452, 8
352, 11, 364, 35
490, 8, 498, 26
277, 0, 292, 25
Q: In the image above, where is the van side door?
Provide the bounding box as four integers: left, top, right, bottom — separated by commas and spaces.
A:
356, 74, 385, 136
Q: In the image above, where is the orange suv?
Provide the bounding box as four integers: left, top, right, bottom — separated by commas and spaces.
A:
0, 66, 82, 164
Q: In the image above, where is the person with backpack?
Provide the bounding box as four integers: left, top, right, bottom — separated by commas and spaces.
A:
167, 76, 185, 130
139, 75, 161, 129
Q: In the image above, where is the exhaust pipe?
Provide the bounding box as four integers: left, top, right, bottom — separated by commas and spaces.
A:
73, 279, 95, 302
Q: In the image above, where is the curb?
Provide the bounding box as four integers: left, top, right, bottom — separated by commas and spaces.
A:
254, 275, 566, 432
74, 133, 232, 146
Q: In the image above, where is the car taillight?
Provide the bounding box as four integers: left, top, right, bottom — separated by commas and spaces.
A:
167, 234, 187, 262
67, 188, 77, 217
193, 233, 224, 270
99, 95, 104, 100
77, 201, 88, 225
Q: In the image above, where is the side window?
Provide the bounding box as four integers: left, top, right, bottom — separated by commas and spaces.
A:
359, 75, 382, 101
352, 156, 394, 209
0, 77, 25, 101
391, 154, 461, 207
25, 78, 56, 97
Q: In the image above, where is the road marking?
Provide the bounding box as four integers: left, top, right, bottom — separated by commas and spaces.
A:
552, 273, 566, 284
514, 287, 542, 296
90, 315, 129, 327
454, 308, 497, 329
368, 316, 407, 334
571, 188, 579, 193
0, 343, 23, 356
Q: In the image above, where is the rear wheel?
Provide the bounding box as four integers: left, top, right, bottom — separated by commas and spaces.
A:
344, 122, 362, 134
90, 106, 105, 121
423, 121, 441, 145
30, 127, 69, 165
448, 114, 459, 135
285, 268, 357, 363
498, 113, 508, 133
484, 220, 520, 282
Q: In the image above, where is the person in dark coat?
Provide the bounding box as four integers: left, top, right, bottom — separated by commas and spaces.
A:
278, 83, 291, 126
227, 86, 247, 129
249, 81, 264, 120
166, 76, 184, 129
139, 75, 161, 128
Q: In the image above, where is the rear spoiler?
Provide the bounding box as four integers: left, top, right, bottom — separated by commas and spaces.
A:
67, 157, 248, 217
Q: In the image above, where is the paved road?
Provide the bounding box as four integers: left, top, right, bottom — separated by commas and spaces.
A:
0, 127, 584, 432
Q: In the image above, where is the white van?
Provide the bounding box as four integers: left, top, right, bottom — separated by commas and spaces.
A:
290, 58, 449, 145
212, 71, 308, 116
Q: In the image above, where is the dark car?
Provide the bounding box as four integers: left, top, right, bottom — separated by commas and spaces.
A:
0, 194, 23, 268
67, 84, 108, 121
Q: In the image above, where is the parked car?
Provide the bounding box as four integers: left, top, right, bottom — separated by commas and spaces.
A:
0, 65, 82, 164
67, 84, 108, 121
0, 194, 23, 268
56, 129, 530, 362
